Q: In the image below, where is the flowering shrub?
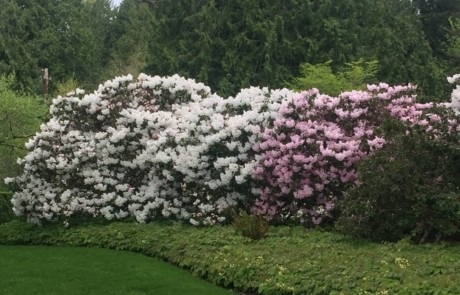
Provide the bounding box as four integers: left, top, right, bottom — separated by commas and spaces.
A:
335, 117, 460, 242
5, 73, 458, 228
5, 74, 293, 225
252, 83, 458, 225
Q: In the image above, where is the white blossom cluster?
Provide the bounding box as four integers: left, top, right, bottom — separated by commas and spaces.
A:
448, 74, 460, 115
6, 74, 293, 225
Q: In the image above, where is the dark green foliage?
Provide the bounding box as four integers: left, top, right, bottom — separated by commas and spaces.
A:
448, 17, 460, 70
104, 0, 154, 79
363, 0, 448, 100
0, 0, 40, 92
0, 0, 114, 92
0, 192, 14, 224
143, 0, 446, 99
146, 0, 316, 96
336, 119, 460, 243
232, 210, 268, 240
415, 0, 460, 59
0, 0, 452, 98
1, 221, 460, 294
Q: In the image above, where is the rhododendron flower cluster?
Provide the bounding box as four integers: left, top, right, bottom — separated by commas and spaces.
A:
5, 73, 457, 226
6, 74, 292, 225
252, 83, 457, 224
448, 74, 460, 115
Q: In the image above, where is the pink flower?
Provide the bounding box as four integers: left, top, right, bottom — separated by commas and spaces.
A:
415, 103, 433, 109
418, 119, 428, 126
346, 91, 371, 103
378, 93, 390, 100
315, 183, 324, 191
379, 82, 389, 89
428, 114, 441, 123
259, 142, 269, 150
334, 150, 352, 161
335, 108, 349, 118
285, 119, 296, 128
367, 84, 379, 92
319, 146, 335, 157
279, 104, 293, 115
293, 154, 307, 163
367, 137, 386, 150
253, 166, 264, 175
295, 184, 313, 199
277, 133, 286, 141
350, 108, 367, 118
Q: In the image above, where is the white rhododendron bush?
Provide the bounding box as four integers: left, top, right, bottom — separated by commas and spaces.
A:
5, 73, 459, 226
5, 74, 292, 225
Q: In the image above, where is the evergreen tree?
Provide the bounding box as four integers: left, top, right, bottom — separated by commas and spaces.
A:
448, 17, 460, 70
146, 0, 318, 96
104, 0, 155, 79
362, 0, 447, 100
144, 0, 446, 99
0, 0, 40, 92
0, 0, 114, 93
415, 0, 460, 58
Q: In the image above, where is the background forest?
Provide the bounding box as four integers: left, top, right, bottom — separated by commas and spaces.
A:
0, 0, 459, 98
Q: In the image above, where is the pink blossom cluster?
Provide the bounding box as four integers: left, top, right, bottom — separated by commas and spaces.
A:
252, 83, 457, 224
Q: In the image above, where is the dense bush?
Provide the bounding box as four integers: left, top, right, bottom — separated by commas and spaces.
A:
336, 119, 460, 242
1, 221, 460, 294
252, 83, 456, 225
5, 73, 459, 232
5, 74, 292, 225
231, 210, 269, 240
336, 76, 460, 242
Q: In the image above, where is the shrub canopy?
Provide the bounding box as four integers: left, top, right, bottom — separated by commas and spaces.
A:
5, 74, 459, 232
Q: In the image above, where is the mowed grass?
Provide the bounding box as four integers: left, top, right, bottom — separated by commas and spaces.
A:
0, 245, 233, 295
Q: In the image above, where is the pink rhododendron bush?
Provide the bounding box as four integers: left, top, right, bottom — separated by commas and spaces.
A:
5, 73, 459, 226
252, 83, 458, 225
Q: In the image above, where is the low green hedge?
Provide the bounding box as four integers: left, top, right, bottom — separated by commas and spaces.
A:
0, 192, 13, 224
0, 221, 459, 294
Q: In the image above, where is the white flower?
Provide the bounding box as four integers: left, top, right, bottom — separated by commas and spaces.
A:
189, 218, 200, 226
447, 74, 460, 84
450, 85, 460, 115
4, 177, 14, 185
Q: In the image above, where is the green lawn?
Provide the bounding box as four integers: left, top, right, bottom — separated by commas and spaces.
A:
0, 245, 232, 295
